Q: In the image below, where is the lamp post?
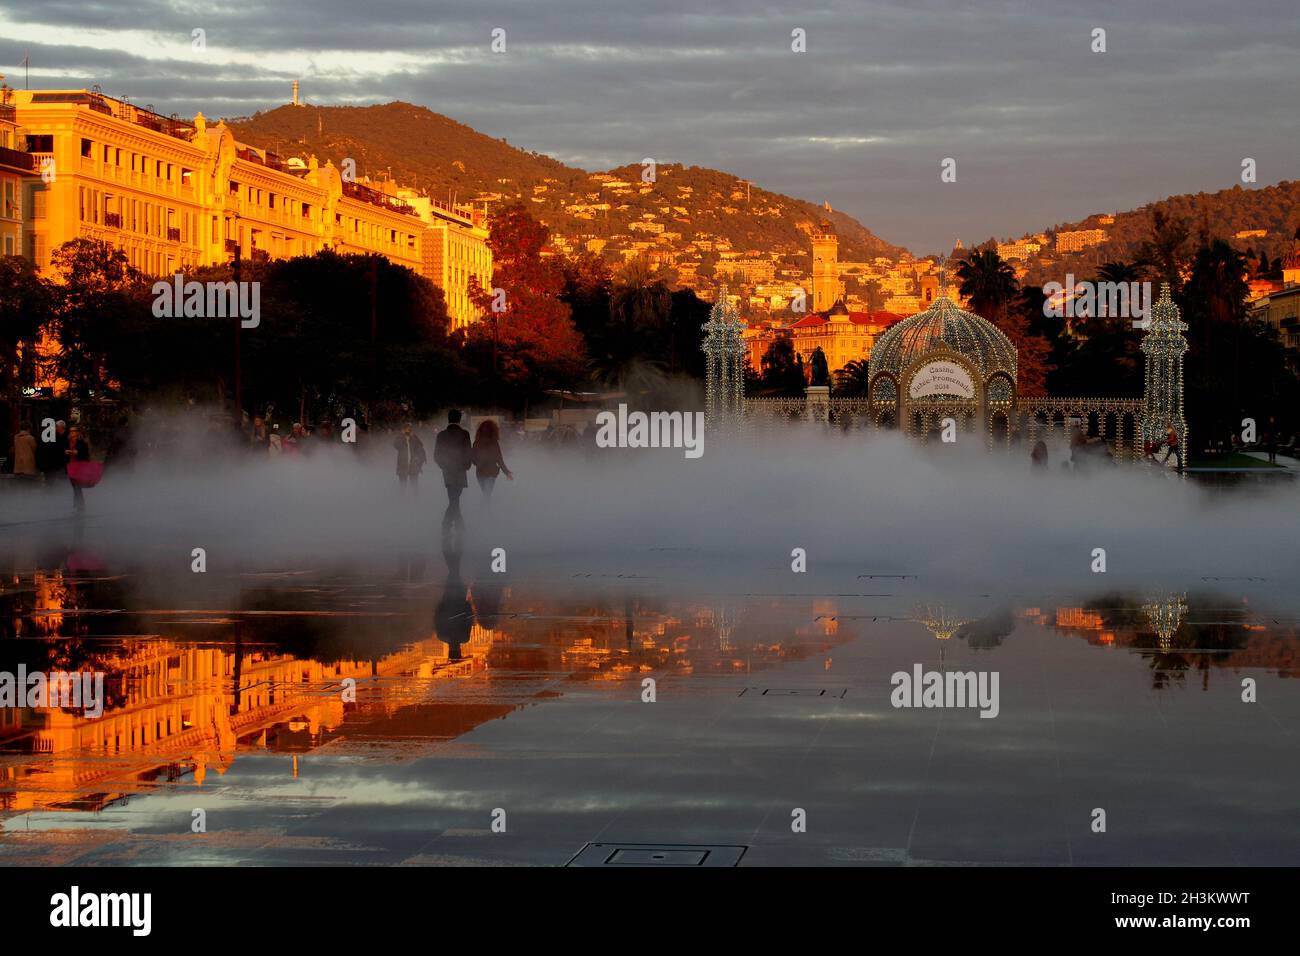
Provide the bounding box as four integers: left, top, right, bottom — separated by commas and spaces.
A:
229, 211, 242, 435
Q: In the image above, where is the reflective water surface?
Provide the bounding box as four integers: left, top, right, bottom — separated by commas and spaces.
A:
2, 531, 1297, 867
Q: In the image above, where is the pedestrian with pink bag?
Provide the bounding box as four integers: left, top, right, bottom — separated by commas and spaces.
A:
65, 426, 102, 513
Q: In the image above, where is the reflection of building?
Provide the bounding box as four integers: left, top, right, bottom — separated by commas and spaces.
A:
1039, 597, 1300, 686
1, 574, 854, 818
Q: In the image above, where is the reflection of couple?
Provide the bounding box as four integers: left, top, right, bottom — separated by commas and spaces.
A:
433, 409, 513, 534
434, 527, 503, 661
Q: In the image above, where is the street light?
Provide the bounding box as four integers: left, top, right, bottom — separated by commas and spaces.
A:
228, 211, 242, 435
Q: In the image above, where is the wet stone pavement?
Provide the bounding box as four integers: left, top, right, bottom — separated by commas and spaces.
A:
1, 556, 1298, 867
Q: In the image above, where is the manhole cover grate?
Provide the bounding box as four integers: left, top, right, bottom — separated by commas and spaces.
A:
567, 843, 747, 867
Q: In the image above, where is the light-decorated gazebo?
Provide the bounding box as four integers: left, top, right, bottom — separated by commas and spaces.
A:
865, 293, 1019, 440
730, 282, 1189, 465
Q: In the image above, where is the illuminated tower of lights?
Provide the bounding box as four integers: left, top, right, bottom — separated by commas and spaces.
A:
1140, 283, 1189, 456
1143, 594, 1186, 651
702, 285, 746, 430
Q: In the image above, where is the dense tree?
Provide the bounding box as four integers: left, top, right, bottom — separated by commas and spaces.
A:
956, 248, 1054, 396
757, 335, 806, 396
955, 249, 1018, 319
0, 254, 55, 427
466, 204, 585, 409
48, 239, 146, 398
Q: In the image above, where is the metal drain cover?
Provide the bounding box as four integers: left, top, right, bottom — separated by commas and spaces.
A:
567, 843, 747, 867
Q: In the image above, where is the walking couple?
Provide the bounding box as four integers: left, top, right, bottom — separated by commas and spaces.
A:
432, 409, 513, 532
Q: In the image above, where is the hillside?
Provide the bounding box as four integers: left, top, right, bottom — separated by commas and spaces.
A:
226, 102, 907, 275
1002, 180, 1300, 285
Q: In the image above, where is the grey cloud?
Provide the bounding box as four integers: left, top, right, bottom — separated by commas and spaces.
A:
2, 0, 1297, 251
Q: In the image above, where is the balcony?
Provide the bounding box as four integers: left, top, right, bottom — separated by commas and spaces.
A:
0, 145, 33, 173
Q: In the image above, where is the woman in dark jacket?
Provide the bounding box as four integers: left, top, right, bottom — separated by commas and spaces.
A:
471, 419, 513, 503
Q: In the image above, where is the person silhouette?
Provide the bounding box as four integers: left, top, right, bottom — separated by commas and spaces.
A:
433, 409, 472, 535
434, 527, 473, 661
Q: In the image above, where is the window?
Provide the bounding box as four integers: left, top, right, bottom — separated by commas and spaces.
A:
268, 193, 275, 209
80, 138, 93, 158
229, 180, 239, 196
25, 134, 54, 152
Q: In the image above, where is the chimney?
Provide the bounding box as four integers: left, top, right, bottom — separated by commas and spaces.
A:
292, 80, 300, 106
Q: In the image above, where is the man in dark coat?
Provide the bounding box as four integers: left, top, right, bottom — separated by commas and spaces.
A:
393, 422, 427, 492
433, 409, 472, 532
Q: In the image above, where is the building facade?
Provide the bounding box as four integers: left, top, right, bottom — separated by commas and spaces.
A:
389, 187, 492, 330
0, 86, 36, 258
8, 89, 487, 326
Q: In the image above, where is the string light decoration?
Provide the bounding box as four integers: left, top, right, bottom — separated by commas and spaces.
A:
1140, 282, 1189, 459
913, 605, 969, 642
702, 285, 746, 431
869, 296, 1019, 392
867, 294, 1018, 444
1143, 593, 1187, 651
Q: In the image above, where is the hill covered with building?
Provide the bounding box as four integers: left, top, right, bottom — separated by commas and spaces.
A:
226, 101, 908, 282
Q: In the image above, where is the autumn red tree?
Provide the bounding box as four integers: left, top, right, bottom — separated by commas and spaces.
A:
466, 204, 585, 408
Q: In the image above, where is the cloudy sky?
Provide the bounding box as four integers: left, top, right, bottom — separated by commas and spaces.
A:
2, 0, 1297, 253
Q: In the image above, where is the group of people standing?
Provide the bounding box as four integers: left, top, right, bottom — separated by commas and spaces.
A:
9, 419, 93, 511
394, 410, 513, 529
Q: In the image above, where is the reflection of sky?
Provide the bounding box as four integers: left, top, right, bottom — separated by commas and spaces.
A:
2, 569, 1297, 866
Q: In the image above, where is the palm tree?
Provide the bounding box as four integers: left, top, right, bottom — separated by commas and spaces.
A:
1096, 260, 1142, 285
955, 249, 1018, 322
1136, 210, 1190, 294
833, 358, 870, 397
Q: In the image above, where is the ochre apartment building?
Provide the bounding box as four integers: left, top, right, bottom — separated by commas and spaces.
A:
8, 88, 490, 328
